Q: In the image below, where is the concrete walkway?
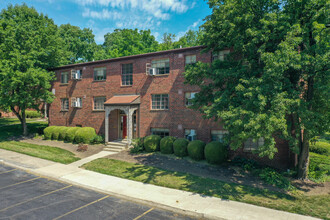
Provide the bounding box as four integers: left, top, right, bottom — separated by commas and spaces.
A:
0, 149, 319, 220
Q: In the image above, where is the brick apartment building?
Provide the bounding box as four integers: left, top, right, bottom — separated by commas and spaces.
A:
49, 46, 295, 169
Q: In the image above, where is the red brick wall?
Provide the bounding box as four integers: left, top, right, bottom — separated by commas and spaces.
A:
49, 47, 294, 169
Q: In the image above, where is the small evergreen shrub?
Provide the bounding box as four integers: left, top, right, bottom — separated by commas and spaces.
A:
58, 127, 69, 140
204, 141, 228, 164
43, 126, 56, 139
160, 136, 176, 154
187, 140, 206, 161
65, 127, 81, 142
310, 142, 330, 156
130, 137, 144, 154
92, 135, 104, 144
144, 135, 161, 152
51, 126, 64, 140
173, 138, 189, 157
74, 127, 97, 144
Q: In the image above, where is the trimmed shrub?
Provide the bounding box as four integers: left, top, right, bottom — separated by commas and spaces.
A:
20, 110, 42, 118
58, 127, 70, 140
173, 138, 189, 157
65, 127, 81, 142
51, 126, 64, 140
187, 140, 205, 161
43, 126, 56, 139
204, 141, 228, 164
310, 142, 330, 156
144, 135, 161, 152
160, 136, 176, 154
92, 135, 104, 144
74, 127, 97, 144
130, 137, 144, 154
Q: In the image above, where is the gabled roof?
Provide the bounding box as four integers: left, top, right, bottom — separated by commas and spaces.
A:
104, 95, 140, 105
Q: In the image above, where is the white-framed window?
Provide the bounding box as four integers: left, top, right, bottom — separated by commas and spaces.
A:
151, 94, 169, 110
151, 128, 169, 138
151, 58, 170, 75
185, 129, 197, 141
93, 97, 106, 110
185, 55, 196, 65
71, 69, 82, 80
185, 92, 197, 106
71, 97, 82, 108
122, 63, 133, 86
94, 67, 106, 81
244, 137, 264, 151
61, 72, 68, 84
61, 98, 69, 111
211, 130, 228, 142
212, 50, 230, 61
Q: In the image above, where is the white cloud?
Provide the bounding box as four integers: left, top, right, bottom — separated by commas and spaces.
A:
82, 8, 122, 20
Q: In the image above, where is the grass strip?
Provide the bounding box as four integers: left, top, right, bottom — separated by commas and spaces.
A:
83, 158, 330, 219
0, 141, 79, 164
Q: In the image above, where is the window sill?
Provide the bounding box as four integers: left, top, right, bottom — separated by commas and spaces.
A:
150, 109, 169, 112
120, 85, 133, 88
60, 83, 69, 86
151, 74, 169, 77
93, 80, 106, 82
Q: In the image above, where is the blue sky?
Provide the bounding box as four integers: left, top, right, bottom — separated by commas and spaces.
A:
0, 0, 211, 44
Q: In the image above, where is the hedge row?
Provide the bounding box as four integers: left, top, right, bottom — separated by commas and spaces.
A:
43, 126, 103, 144
20, 110, 42, 118
131, 135, 228, 164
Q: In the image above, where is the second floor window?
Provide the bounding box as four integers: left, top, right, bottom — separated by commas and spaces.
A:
94, 97, 106, 110
122, 63, 133, 86
151, 58, 170, 75
212, 50, 230, 61
151, 94, 169, 110
185, 92, 197, 106
185, 55, 196, 65
61, 98, 69, 111
61, 72, 68, 84
94, 67, 106, 81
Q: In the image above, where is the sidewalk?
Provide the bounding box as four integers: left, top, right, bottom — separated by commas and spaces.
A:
0, 149, 319, 220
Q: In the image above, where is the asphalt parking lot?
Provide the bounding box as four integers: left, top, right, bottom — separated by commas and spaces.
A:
0, 163, 195, 220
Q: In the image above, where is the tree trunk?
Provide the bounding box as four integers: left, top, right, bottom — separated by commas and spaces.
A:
21, 110, 28, 136
297, 132, 309, 179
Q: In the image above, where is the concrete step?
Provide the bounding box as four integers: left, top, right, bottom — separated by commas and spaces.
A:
105, 145, 125, 150
107, 142, 127, 147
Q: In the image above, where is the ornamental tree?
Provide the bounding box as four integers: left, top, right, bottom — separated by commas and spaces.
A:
0, 4, 65, 135
184, 0, 329, 179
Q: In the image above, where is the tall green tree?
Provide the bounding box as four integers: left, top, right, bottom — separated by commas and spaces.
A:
159, 32, 177, 50
0, 4, 64, 135
103, 29, 159, 58
174, 30, 201, 48
184, 0, 329, 179
59, 24, 96, 64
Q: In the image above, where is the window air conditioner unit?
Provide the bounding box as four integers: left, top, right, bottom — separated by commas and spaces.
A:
71, 97, 82, 108
187, 129, 196, 141
71, 70, 82, 80
149, 68, 157, 75
190, 93, 196, 99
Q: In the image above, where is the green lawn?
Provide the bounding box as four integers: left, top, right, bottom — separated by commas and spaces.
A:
0, 118, 79, 164
83, 158, 330, 220
0, 117, 41, 126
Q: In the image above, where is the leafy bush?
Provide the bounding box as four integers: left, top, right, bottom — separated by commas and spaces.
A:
130, 137, 144, 154
58, 127, 69, 140
259, 168, 294, 190
309, 152, 330, 182
74, 127, 97, 144
43, 126, 56, 139
187, 140, 205, 161
160, 136, 176, 154
51, 126, 64, 140
20, 110, 42, 118
65, 127, 81, 142
231, 157, 260, 171
204, 141, 228, 164
173, 138, 189, 157
144, 135, 161, 152
310, 141, 330, 156
92, 135, 104, 144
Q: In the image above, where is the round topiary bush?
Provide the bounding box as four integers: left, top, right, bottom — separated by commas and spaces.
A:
65, 127, 81, 142
160, 136, 176, 154
51, 126, 64, 140
144, 135, 161, 152
187, 140, 206, 161
43, 126, 56, 139
173, 138, 189, 157
204, 141, 228, 164
74, 127, 97, 144
58, 127, 69, 140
